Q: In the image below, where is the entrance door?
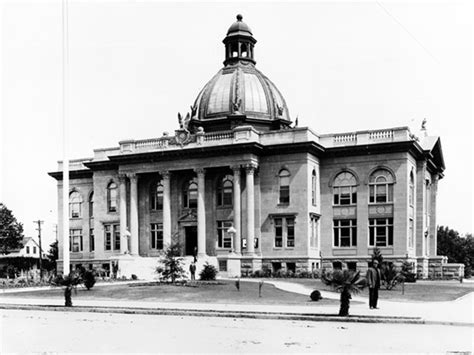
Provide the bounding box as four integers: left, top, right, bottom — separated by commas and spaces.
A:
185, 226, 198, 256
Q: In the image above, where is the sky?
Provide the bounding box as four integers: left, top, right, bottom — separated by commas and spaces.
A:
1, 1, 472, 247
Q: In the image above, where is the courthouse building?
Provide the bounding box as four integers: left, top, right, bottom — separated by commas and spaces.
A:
50, 15, 447, 279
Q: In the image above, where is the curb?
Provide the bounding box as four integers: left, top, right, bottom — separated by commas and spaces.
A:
0, 303, 428, 325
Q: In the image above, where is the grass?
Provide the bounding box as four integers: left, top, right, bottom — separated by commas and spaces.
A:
285, 278, 474, 302
0, 280, 340, 307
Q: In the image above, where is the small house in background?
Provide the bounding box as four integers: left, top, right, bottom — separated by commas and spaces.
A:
0, 237, 46, 278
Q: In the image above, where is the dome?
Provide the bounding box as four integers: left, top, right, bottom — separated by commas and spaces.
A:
226, 14, 253, 36
188, 15, 292, 132
192, 62, 290, 123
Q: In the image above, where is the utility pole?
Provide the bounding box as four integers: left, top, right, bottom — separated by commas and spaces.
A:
34, 220, 44, 279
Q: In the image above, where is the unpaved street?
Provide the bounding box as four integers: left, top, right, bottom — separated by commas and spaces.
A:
1, 309, 472, 353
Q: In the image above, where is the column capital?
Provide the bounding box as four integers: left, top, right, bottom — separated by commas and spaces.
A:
244, 162, 258, 174
160, 170, 171, 180
118, 173, 128, 183
194, 167, 206, 176
231, 165, 242, 173
126, 172, 137, 181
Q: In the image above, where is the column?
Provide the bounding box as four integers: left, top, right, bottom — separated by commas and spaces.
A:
245, 163, 257, 255
119, 174, 128, 254
232, 165, 241, 254
162, 171, 171, 247
128, 173, 139, 256
196, 168, 206, 257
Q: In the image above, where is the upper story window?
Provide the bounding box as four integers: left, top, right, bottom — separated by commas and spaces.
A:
312, 169, 317, 206
89, 191, 94, 218
369, 169, 394, 203
150, 181, 164, 211
278, 169, 290, 205
217, 175, 233, 207
69, 191, 82, 218
333, 172, 357, 205
183, 179, 198, 209
107, 182, 118, 212
409, 172, 415, 206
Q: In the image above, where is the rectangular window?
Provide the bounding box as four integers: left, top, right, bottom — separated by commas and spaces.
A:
333, 186, 357, 206
408, 218, 414, 248
217, 221, 233, 249
33, 246, 37, 254
369, 185, 393, 203
279, 186, 290, 204
26, 246, 30, 254
104, 224, 119, 251
274, 218, 283, 247
286, 218, 295, 247
369, 218, 394, 247
310, 217, 319, 248
333, 219, 357, 247
90, 228, 95, 252
150, 223, 163, 250
69, 229, 83, 252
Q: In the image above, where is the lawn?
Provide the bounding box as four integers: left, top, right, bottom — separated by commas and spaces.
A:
286, 278, 474, 302
0, 280, 340, 307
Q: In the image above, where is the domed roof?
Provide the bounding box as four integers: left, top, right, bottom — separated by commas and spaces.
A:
192, 62, 290, 123
226, 14, 253, 36
188, 15, 292, 132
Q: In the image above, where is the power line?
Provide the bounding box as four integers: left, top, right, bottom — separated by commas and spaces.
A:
375, 1, 438, 64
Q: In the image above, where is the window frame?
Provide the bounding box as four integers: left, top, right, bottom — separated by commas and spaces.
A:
88, 191, 94, 218
107, 182, 118, 213
150, 223, 164, 250
369, 169, 394, 204
278, 169, 290, 205
217, 220, 233, 249
333, 219, 357, 247
273, 217, 296, 248
104, 224, 120, 251
311, 169, 317, 206
333, 172, 357, 206
89, 228, 95, 252
69, 191, 82, 219
150, 181, 164, 211
368, 218, 394, 247
217, 175, 233, 207
69, 228, 83, 252
183, 179, 198, 209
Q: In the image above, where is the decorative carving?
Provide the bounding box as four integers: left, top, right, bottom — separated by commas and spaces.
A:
421, 118, 427, 130
160, 171, 170, 180
276, 104, 284, 116
118, 173, 127, 183
194, 168, 206, 176
190, 105, 197, 119
294, 116, 299, 127
232, 98, 242, 114
244, 162, 258, 174
231, 165, 242, 173
178, 112, 191, 131
174, 129, 191, 147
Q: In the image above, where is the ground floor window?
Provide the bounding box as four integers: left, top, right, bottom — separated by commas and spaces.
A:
274, 217, 295, 248
69, 229, 83, 252
104, 224, 120, 251
333, 261, 342, 270
89, 228, 95, 252
150, 223, 163, 250
218, 259, 228, 272
409, 218, 414, 248
333, 219, 357, 247
217, 221, 233, 249
347, 262, 357, 271
310, 216, 319, 248
369, 218, 393, 247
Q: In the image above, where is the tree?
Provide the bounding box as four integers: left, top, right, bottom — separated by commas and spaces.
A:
437, 226, 474, 278
158, 242, 186, 283
43, 241, 58, 272
0, 203, 24, 255
321, 269, 367, 316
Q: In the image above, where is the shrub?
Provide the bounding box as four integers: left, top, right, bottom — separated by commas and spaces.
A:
199, 262, 218, 281
251, 270, 265, 278
159, 243, 186, 283
83, 270, 96, 290
401, 261, 416, 283
381, 262, 403, 290
310, 290, 322, 301
131, 274, 138, 280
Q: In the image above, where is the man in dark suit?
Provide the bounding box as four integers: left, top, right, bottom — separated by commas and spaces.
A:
367, 259, 382, 309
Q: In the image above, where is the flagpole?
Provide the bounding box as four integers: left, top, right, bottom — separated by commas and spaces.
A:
61, 0, 70, 275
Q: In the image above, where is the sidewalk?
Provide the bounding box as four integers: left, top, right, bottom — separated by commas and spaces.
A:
0, 279, 472, 326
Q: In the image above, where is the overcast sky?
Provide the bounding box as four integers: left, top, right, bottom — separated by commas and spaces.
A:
1, 1, 472, 246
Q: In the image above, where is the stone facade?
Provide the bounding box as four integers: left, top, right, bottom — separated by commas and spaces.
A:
49, 16, 450, 280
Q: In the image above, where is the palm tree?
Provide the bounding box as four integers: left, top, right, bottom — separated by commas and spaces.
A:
321, 269, 367, 316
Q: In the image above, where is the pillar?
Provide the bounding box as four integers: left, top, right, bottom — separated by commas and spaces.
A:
119, 174, 128, 254
162, 171, 171, 247
196, 168, 206, 257
128, 173, 139, 256
232, 165, 241, 254
245, 163, 257, 255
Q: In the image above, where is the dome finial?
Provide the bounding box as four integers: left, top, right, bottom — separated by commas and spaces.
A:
236, 14, 243, 21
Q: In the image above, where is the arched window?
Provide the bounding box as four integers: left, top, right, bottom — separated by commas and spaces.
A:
69, 191, 82, 218
88, 191, 94, 218
150, 181, 164, 211
183, 179, 198, 208
333, 172, 357, 205
369, 169, 394, 203
312, 169, 317, 206
107, 182, 118, 212
409, 171, 415, 206
279, 169, 290, 204
217, 175, 233, 206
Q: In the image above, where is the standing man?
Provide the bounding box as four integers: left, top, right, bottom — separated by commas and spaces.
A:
367, 259, 381, 309
189, 262, 196, 281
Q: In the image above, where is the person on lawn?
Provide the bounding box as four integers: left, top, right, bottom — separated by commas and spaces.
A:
367, 259, 381, 309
